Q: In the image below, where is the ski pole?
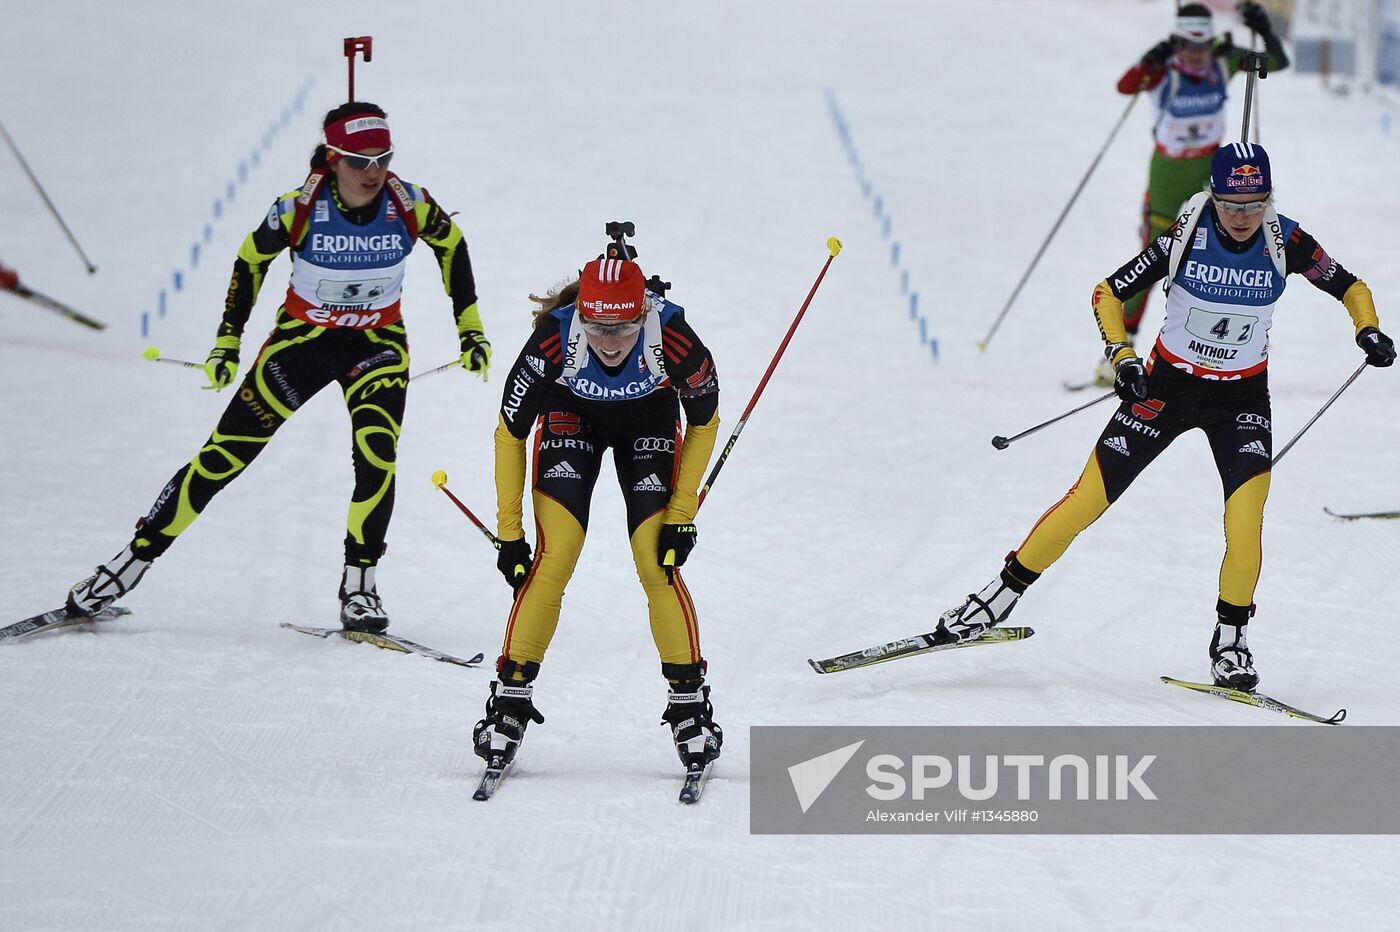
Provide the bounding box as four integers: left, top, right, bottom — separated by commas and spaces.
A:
1238, 49, 1269, 144
695, 236, 843, 511
142, 346, 203, 370
991, 390, 1117, 450
0, 264, 105, 329
0, 121, 97, 274
978, 92, 1141, 352
431, 469, 500, 547
1272, 362, 1368, 467
343, 37, 372, 101
410, 359, 459, 382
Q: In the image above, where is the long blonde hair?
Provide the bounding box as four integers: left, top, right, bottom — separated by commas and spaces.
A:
529, 278, 581, 326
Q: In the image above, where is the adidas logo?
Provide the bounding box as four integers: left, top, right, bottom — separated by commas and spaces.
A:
633, 473, 667, 492
543, 460, 582, 480
1238, 440, 1268, 457
526, 355, 546, 377
1102, 435, 1131, 456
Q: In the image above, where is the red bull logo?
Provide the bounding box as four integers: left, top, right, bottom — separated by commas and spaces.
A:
1225, 164, 1265, 189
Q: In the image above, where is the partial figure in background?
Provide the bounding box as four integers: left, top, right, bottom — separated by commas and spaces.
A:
473, 227, 723, 783
64, 101, 491, 633
1093, 1, 1289, 386
936, 144, 1393, 690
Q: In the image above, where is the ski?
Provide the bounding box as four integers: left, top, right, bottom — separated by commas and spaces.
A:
1, 605, 132, 643
280, 622, 484, 668
1159, 676, 1346, 725
1323, 506, 1400, 521
679, 761, 714, 803
473, 752, 513, 801
808, 626, 1035, 674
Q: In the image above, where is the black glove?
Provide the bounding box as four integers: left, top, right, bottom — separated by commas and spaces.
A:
1357, 327, 1396, 368
496, 537, 533, 593
1114, 355, 1149, 402
1238, 1, 1270, 35
458, 330, 492, 380
1143, 40, 1174, 67
657, 523, 697, 586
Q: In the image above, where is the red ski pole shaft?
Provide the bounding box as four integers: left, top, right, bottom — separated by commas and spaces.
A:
431, 470, 499, 547
696, 236, 843, 511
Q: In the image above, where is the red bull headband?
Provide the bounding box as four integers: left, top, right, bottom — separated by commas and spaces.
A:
324, 113, 392, 162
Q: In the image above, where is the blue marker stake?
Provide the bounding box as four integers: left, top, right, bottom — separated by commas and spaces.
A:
191, 243, 200, 268
141, 311, 149, 338
919, 317, 927, 345
901, 269, 909, 294
173, 270, 183, 292
159, 290, 167, 317
891, 242, 900, 267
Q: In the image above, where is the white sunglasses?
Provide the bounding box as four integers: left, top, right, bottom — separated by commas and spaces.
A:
328, 145, 394, 170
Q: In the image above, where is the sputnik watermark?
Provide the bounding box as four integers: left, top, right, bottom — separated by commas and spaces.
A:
752, 726, 1400, 834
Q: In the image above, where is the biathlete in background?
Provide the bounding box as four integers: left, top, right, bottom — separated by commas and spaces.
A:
936, 144, 1394, 690
473, 228, 724, 775
1093, 1, 1289, 386
63, 101, 491, 633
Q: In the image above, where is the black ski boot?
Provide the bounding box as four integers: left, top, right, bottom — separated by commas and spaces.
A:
1211, 601, 1259, 691
473, 660, 545, 764
660, 662, 722, 769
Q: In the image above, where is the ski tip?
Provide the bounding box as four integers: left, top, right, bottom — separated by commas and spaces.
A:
826, 236, 843, 257
806, 658, 831, 675
467, 652, 486, 665
991, 435, 1010, 450
142, 345, 161, 361
471, 788, 491, 802
1331, 708, 1348, 724
431, 469, 448, 488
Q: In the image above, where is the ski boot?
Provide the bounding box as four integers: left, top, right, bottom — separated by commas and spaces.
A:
933, 554, 1038, 645
339, 564, 389, 634
66, 544, 151, 617
660, 662, 723, 769
1211, 601, 1259, 691
473, 660, 545, 764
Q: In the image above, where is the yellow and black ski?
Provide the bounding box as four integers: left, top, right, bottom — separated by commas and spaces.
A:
808, 627, 1034, 674
1160, 676, 1345, 725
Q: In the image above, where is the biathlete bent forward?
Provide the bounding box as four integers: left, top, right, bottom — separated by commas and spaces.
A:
64, 102, 491, 632
1097, 1, 1288, 384
472, 244, 723, 773
935, 144, 1394, 689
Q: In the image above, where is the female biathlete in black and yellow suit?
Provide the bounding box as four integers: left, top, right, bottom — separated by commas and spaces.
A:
472, 235, 723, 774
65, 102, 490, 632
933, 144, 1394, 690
